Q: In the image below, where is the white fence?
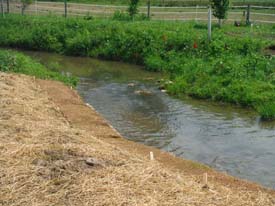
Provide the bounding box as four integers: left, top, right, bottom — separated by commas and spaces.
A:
1, 1, 275, 24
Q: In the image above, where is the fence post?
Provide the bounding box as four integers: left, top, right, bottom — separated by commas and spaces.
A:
6, 0, 9, 13
147, 0, 151, 19
195, 5, 198, 22
35, 0, 37, 15
208, 6, 212, 41
1, 0, 4, 17
64, 0, 67, 18
246, 4, 250, 25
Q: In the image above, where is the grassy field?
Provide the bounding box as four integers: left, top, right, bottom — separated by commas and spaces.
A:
0, 14, 275, 119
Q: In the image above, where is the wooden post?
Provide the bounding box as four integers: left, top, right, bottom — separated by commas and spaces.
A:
1, 0, 4, 17
246, 4, 250, 25
64, 0, 67, 18
149, 151, 154, 161
208, 6, 212, 41
147, 0, 151, 19
6, 0, 9, 14
195, 5, 198, 22
35, 0, 37, 15
203, 173, 208, 185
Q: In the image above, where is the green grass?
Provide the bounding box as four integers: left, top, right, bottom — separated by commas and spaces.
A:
0, 14, 275, 119
0, 49, 78, 86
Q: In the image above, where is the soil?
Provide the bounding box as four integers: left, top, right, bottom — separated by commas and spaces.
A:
0, 72, 275, 205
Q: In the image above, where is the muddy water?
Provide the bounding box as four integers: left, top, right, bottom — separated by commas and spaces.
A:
24, 51, 275, 189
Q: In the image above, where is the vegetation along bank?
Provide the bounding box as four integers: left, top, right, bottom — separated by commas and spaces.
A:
0, 15, 275, 119
0, 49, 78, 86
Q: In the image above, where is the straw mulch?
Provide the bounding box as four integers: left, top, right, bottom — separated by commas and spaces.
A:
0, 72, 274, 206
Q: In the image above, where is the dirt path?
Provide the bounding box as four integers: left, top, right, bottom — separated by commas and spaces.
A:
0, 72, 275, 205
6, 1, 275, 23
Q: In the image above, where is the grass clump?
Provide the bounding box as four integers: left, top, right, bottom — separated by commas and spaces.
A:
257, 102, 275, 120
0, 50, 78, 86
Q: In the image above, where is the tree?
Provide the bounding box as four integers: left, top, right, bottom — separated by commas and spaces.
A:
128, 0, 139, 19
211, 0, 230, 27
21, 0, 33, 15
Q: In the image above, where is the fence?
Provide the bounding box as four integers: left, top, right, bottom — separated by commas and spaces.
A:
1, 0, 275, 24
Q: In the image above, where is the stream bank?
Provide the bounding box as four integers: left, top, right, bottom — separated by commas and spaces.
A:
1, 72, 275, 205
23, 50, 275, 189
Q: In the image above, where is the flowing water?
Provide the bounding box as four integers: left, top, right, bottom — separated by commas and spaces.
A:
24, 50, 275, 189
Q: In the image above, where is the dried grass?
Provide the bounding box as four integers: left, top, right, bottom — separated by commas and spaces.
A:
0, 72, 274, 206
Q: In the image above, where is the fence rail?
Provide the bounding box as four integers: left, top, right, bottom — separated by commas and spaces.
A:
1, 1, 275, 24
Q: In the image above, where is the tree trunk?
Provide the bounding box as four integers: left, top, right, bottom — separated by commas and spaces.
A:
218, 18, 222, 27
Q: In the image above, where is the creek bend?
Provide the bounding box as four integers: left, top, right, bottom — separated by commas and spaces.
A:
24, 50, 275, 189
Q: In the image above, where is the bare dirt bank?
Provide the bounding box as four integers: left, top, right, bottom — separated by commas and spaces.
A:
0, 72, 275, 205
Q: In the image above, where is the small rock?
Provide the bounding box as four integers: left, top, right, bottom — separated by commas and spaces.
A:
144, 77, 154, 81
128, 83, 136, 87
85, 158, 102, 167
110, 134, 121, 139
234, 21, 241, 27
134, 90, 152, 95
202, 184, 210, 189
158, 85, 165, 90
161, 90, 167, 93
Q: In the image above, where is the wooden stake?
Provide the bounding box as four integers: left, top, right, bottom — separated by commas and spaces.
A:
64, 0, 67, 18
147, 0, 151, 19
149, 151, 154, 161
203, 172, 208, 185
6, 0, 9, 14
246, 4, 251, 25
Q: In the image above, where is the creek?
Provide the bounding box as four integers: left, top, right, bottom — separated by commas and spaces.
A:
24, 50, 275, 189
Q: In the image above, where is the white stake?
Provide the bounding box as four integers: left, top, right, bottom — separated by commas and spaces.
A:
149, 151, 154, 161
203, 172, 208, 186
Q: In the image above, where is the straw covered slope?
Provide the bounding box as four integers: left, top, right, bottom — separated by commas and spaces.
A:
0, 72, 274, 206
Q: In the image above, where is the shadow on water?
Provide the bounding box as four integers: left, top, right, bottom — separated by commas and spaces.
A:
24, 50, 275, 189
